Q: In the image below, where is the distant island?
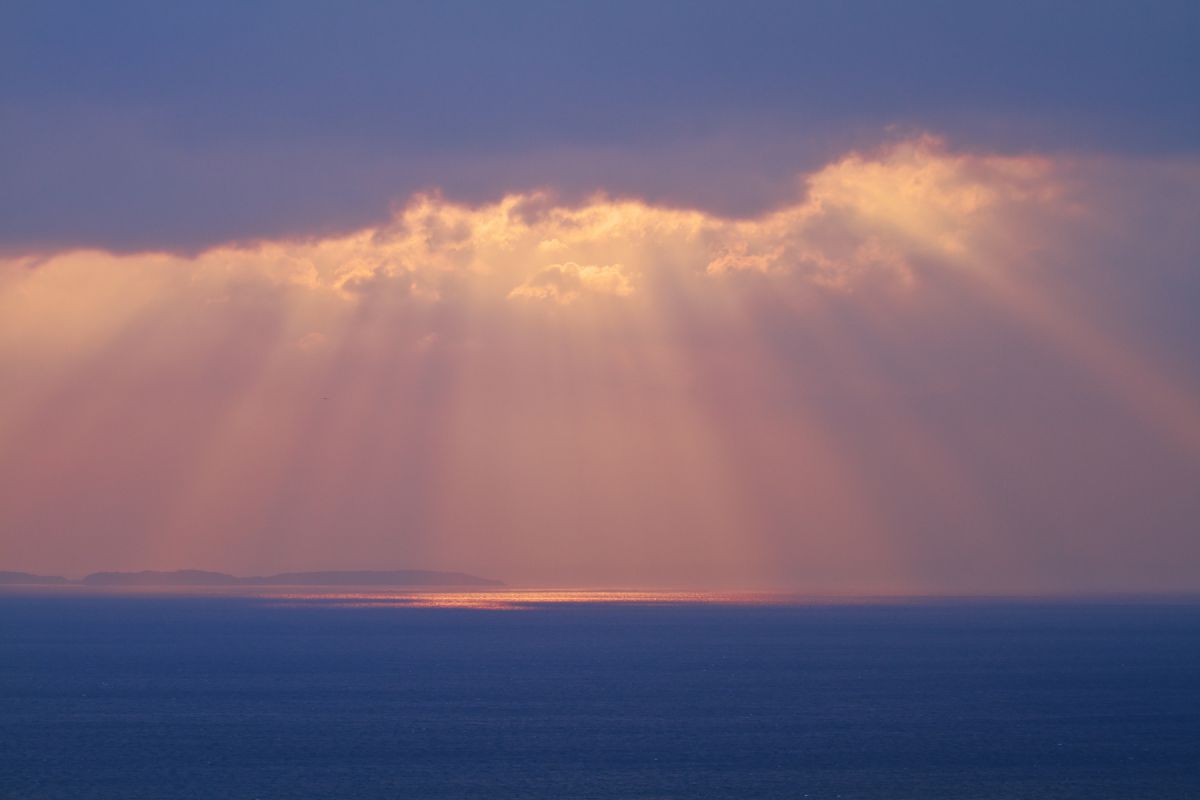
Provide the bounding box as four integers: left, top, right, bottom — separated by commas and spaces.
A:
0, 569, 503, 587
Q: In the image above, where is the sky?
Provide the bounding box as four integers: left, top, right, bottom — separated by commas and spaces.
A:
2, 1, 1199, 591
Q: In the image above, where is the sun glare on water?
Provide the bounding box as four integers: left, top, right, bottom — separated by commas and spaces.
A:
264, 590, 788, 610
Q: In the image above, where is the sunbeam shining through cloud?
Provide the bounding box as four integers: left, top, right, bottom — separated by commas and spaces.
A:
2, 136, 1198, 591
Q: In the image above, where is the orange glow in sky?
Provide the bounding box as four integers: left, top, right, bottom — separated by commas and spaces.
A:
2, 137, 1198, 593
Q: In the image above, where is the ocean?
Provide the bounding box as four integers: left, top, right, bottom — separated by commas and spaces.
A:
1, 592, 1198, 799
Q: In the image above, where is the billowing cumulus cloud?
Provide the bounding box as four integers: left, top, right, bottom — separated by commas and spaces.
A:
1, 138, 1198, 590
508, 263, 634, 304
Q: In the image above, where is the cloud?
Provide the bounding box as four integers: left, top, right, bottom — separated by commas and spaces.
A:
508, 263, 634, 304
3, 136, 1056, 306
706, 136, 1060, 285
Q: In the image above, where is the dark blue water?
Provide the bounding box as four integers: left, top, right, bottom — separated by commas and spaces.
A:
2, 594, 1199, 799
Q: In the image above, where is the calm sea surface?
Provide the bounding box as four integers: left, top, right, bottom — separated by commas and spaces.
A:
1, 591, 1198, 799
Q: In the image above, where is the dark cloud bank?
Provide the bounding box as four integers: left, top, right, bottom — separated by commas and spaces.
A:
2, 0, 1198, 253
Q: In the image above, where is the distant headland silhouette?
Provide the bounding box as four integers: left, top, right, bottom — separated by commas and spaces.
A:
0, 569, 503, 587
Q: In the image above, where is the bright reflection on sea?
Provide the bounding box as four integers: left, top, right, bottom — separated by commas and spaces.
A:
4, 585, 814, 609
4, 585, 1157, 607
263, 590, 791, 610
